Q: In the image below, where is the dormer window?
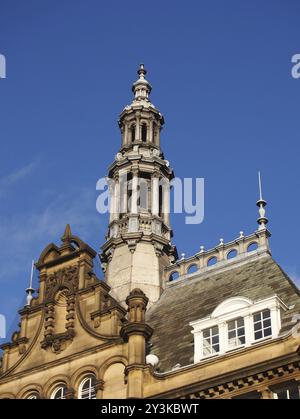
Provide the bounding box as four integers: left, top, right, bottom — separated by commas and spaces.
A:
190, 296, 287, 363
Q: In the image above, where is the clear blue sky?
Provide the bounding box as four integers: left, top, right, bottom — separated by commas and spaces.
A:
0, 0, 299, 342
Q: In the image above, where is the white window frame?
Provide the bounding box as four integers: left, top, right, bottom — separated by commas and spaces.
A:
26, 392, 40, 399
51, 384, 67, 399
190, 295, 287, 363
78, 375, 97, 399
227, 317, 246, 350
202, 326, 220, 358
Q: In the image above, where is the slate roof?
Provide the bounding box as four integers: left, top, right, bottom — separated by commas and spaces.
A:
146, 253, 300, 372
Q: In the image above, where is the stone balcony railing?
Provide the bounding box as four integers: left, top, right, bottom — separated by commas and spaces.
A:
164, 228, 271, 283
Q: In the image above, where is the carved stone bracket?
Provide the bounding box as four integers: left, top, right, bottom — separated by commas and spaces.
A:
152, 241, 164, 257
127, 239, 138, 254
41, 329, 76, 354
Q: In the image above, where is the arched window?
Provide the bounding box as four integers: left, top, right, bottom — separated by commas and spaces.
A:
131, 125, 136, 142
141, 123, 147, 142
26, 392, 40, 399
78, 375, 97, 399
51, 384, 67, 399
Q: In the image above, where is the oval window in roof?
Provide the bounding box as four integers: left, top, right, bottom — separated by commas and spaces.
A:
169, 271, 180, 282
247, 242, 258, 252
207, 257, 218, 267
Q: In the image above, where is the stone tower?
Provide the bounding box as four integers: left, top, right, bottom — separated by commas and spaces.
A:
101, 64, 177, 306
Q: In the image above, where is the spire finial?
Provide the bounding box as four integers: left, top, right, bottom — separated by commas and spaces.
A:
138, 63, 147, 79
256, 171, 268, 230
25, 260, 35, 307
132, 63, 152, 101
61, 224, 72, 242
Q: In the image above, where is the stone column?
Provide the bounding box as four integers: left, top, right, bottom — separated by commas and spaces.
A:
154, 124, 160, 147
162, 178, 170, 226
135, 115, 140, 141
149, 119, 153, 143
119, 171, 128, 216
120, 289, 153, 399
151, 172, 159, 217
109, 178, 115, 224
131, 169, 139, 214
95, 379, 104, 399
113, 175, 120, 221
124, 123, 128, 146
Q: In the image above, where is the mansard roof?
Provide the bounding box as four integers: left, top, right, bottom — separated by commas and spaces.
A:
147, 252, 300, 373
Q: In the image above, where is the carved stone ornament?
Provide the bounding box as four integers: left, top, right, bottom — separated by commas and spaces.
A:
41, 329, 75, 354
41, 266, 78, 354
44, 265, 79, 302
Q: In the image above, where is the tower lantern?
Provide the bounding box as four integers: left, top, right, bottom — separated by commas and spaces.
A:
101, 64, 177, 307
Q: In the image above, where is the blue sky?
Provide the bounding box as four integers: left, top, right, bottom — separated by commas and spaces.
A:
0, 0, 300, 342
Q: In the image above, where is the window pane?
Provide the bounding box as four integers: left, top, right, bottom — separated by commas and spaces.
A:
263, 319, 271, 328
253, 313, 261, 322
52, 386, 67, 399
228, 331, 236, 339
228, 321, 235, 331
203, 329, 210, 338
254, 322, 261, 331
238, 336, 246, 345
203, 346, 211, 356
255, 331, 263, 340
202, 326, 219, 357
263, 310, 271, 319
212, 336, 219, 345
238, 327, 245, 337
212, 344, 219, 353
237, 318, 244, 328
264, 327, 272, 337
212, 326, 219, 336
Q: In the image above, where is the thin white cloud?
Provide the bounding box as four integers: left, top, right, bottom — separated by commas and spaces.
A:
0, 186, 104, 281
0, 160, 39, 197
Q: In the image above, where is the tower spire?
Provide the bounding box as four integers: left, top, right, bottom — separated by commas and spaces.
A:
256, 171, 268, 230
101, 64, 177, 307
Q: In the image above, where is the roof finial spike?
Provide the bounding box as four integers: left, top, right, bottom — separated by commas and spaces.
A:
138, 63, 147, 79
61, 224, 72, 242
256, 171, 268, 230
25, 260, 35, 307
258, 171, 263, 201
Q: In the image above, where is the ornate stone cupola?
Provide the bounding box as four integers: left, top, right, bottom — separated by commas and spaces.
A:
101, 64, 178, 307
